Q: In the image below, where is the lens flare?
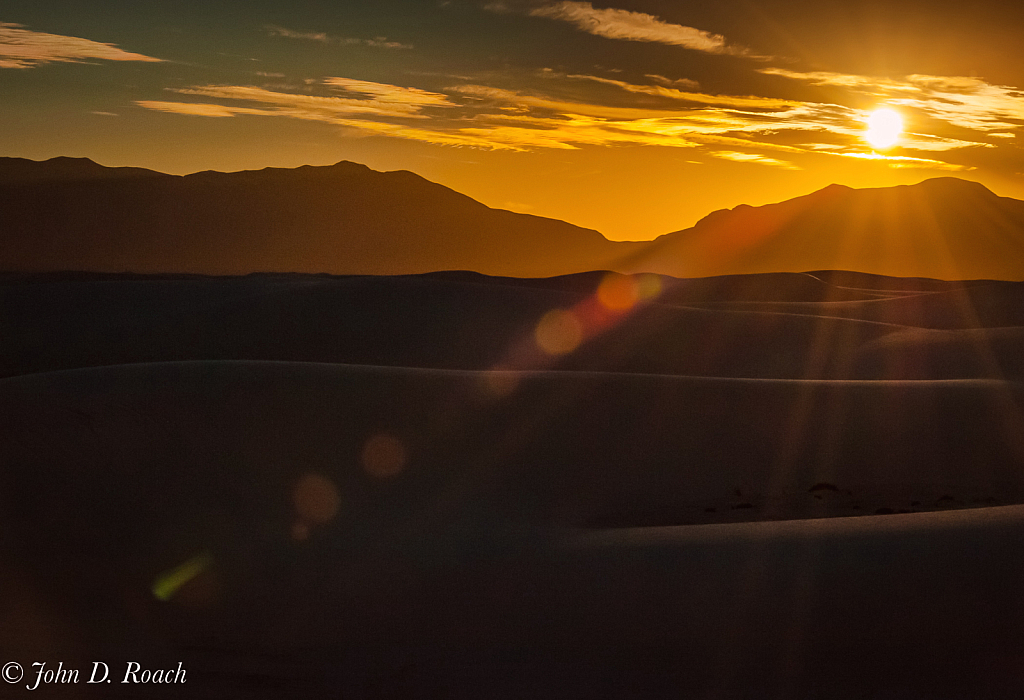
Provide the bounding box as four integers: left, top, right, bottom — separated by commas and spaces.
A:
292, 473, 341, 524
481, 368, 520, 397
361, 433, 407, 478
636, 273, 663, 301
597, 273, 640, 311
535, 309, 583, 356
152, 551, 213, 602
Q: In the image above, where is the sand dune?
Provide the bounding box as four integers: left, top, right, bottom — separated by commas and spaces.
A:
3, 359, 1023, 534
6, 268, 1024, 697
683, 281, 1024, 329
3, 360, 1024, 696
549, 506, 1024, 698
6, 272, 1024, 382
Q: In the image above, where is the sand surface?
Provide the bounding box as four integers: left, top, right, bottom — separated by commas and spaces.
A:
4, 271, 1024, 697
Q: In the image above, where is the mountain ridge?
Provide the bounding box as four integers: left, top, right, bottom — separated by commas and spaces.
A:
0, 155, 167, 183
0, 156, 639, 277
637, 175, 1024, 280
665, 177, 1007, 243
3, 157, 1024, 280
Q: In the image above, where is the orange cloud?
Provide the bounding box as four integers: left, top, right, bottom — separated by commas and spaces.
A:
450, 84, 698, 120
322, 77, 452, 106
759, 68, 919, 93
760, 67, 1024, 136
460, 114, 703, 150
134, 72, 978, 170
320, 119, 522, 149
135, 101, 246, 118
832, 151, 972, 170
172, 81, 455, 118
710, 151, 801, 169
527, 2, 757, 57
136, 78, 462, 144
0, 21, 162, 69
565, 73, 801, 109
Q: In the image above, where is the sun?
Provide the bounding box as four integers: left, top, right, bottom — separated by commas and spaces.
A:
865, 108, 903, 149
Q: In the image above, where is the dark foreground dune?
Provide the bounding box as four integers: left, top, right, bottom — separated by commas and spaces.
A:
3, 361, 1024, 698
4, 271, 1024, 697
3, 270, 1024, 381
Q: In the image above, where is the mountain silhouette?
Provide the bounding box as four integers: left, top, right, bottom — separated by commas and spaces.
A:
633, 178, 1024, 280
0, 155, 164, 184
0, 157, 641, 277
3, 157, 1024, 280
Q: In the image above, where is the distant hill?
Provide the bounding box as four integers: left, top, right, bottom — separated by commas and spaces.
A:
0, 157, 641, 277
631, 178, 1024, 280
0, 156, 165, 184
3, 157, 1024, 280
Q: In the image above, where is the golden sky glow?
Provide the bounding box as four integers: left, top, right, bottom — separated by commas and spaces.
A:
2, 1, 1023, 239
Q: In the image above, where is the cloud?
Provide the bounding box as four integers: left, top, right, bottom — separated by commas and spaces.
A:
266, 25, 329, 42
445, 82, 982, 168
266, 25, 412, 49
759, 68, 918, 93
136, 78, 462, 140
646, 74, 700, 90
897, 133, 990, 152
459, 113, 705, 150
450, 83, 699, 120
168, 81, 456, 119
710, 151, 800, 169
897, 75, 1024, 133
565, 73, 800, 109
308, 119, 521, 149
526, 2, 757, 57
135, 72, 979, 171
139, 95, 509, 148
138, 101, 260, 117
0, 21, 162, 69
760, 67, 1024, 134
139, 84, 686, 150
361, 37, 413, 49
832, 151, 971, 171
323, 77, 453, 107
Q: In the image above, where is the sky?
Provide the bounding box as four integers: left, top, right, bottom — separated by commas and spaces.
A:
2, 0, 1024, 240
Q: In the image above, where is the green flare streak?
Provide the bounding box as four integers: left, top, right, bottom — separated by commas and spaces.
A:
151, 551, 213, 602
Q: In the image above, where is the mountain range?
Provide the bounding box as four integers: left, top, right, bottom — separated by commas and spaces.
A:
3, 156, 1024, 280
636, 177, 1024, 280
0, 157, 639, 277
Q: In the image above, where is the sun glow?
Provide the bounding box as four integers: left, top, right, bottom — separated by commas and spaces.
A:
865, 108, 903, 149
